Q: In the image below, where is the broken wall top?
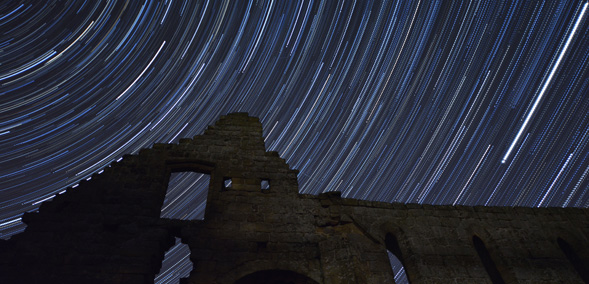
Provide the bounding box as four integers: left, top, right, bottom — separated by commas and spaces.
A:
2, 112, 588, 284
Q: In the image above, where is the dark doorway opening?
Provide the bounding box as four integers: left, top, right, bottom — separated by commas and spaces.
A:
234, 269, 319, 284
557, 237, 589, 283
160, 171, 210, 220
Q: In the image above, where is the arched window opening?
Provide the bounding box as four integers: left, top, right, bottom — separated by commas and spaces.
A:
160, 171, 210, 220
154, 238, 193, 284
387, 250, 409, 284
557, 237, 589, 283
385, 233, 410, 283
472, 235, 505, 284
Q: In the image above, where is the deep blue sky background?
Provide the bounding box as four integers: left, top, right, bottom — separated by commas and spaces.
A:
1, 1, 588, 282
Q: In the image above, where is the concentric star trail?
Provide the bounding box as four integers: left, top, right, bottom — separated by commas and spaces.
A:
502, 2, 588, 164
1, 1, 588, 283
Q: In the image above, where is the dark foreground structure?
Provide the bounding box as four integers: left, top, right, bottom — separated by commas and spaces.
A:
1, 113, 588, 283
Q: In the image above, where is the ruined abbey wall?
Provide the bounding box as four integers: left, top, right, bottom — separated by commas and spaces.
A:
1, 113, 588, 283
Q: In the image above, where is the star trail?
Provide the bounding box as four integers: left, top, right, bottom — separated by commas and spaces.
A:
1, 0, 589, 282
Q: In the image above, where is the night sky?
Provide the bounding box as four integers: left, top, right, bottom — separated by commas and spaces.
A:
1, 0, 589, 282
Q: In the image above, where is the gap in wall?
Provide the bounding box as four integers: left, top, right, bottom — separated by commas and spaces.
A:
160, 171, 210, 220
155, 237, 193, 284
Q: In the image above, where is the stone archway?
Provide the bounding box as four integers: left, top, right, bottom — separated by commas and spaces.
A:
234, 269, 320, 284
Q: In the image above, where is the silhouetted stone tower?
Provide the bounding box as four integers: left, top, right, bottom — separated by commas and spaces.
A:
1, 113, 588, 283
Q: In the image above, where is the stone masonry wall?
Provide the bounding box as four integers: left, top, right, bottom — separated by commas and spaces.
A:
0, 112, 588, 284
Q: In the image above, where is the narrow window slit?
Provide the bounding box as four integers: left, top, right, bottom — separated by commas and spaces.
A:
472, 235, 505, 284
387, 250, 409, 284
385, 233, 410, 283
557, 237, 589, 283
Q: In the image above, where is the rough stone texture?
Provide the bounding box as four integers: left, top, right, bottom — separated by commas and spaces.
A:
1, 112, 588, 283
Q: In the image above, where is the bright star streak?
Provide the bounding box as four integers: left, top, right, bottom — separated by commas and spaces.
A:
116, 41, 167, 100
502, 2, 588, 163
1, 2, 589, 281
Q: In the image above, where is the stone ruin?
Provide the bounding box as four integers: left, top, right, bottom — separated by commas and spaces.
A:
1, 112, 588, 283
